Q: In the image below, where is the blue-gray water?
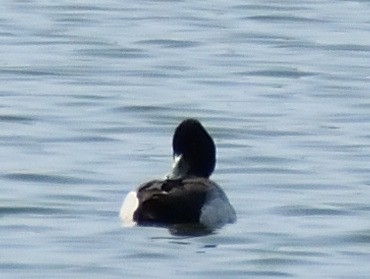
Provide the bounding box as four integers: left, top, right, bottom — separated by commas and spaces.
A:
1, 1, 370, 278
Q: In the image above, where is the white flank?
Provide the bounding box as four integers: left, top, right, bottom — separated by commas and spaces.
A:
119, 191, 139, 226
199, 186, 237, 229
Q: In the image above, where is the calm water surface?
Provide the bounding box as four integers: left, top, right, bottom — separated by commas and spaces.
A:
1, 0, 370, 278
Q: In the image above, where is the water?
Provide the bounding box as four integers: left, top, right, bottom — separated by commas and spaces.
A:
1, 0, 370, 278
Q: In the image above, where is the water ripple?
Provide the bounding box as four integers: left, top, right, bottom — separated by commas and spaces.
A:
0, 115, 36, 123
0, 206, 66, 216
3, 172, 104, 185
272, 205, 352, 217
241, 69, 315, 79
246, 15, 328, 23
77, 47, 149, 59
135, 39, 200, 48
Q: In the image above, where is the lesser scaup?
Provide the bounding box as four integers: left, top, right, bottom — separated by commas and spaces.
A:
120, 119, 236, 229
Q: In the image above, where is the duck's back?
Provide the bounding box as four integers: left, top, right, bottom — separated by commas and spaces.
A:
134, 178, 211, 225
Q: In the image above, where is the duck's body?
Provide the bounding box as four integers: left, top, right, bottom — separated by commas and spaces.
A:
120, 119, 236, 229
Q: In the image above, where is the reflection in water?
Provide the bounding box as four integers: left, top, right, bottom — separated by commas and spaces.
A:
168, 223, 215, 237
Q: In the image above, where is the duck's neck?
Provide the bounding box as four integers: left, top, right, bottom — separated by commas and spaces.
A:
166, 154, 189, 180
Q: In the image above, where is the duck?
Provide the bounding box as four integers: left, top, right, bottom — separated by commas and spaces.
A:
120, 118, 236, 229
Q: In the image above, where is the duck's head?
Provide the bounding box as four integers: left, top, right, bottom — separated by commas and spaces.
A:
168, 119, 216, 179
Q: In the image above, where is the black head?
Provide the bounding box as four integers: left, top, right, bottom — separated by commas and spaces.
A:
172, 119, 216, 178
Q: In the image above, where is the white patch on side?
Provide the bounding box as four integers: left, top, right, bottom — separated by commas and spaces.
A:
119, 191, 139, 227
199, 186, 237, 229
